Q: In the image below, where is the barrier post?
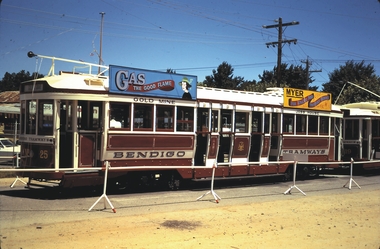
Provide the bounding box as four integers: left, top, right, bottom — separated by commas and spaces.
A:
88, 161, 116, 213
10, 175, 27, 188
343, 158, 361, 190
284, 161, 306, 196
196, 161, 221, 203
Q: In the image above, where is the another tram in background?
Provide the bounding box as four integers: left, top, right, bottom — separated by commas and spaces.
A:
340, 102, 380, 170
18, 52, 344, 189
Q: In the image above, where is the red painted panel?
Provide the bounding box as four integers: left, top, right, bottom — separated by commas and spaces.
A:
109, 135, 153, 148
155, 136, 194, 148
249, 164, 278, 175
208, 135, 219, 159
194, 167, 227, 178
108, 135, 194, 149
282, 137, 307, 148
79, 134, 95, 167
230, 166, 248, 176
261, 137, 270, 157
232, 136, 250, 157
308, 138, 329, 147
109, 159, 192, 167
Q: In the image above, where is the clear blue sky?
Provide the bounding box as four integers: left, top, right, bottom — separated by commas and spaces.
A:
1, 0, 379, 90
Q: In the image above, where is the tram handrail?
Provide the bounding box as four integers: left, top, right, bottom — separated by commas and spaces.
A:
27, 51, 109, 76
2, 159, 380, 173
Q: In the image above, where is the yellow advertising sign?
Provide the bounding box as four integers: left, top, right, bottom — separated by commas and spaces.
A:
283, 88, 331, 111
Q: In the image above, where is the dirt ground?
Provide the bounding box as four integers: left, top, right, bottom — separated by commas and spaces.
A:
1, 177, 379, 249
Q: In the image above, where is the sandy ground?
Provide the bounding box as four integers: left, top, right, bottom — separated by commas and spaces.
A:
0, 177, 379, 249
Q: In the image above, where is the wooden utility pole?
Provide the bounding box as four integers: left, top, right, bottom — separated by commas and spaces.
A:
301, 57, 322, 89
263, 18, 299, 87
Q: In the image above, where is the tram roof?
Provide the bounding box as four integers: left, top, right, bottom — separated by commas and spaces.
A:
197, 86, 283, 106
341, 102, 380, 117
31, 73, 109, 91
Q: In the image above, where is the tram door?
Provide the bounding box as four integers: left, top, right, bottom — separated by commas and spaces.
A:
59, 101, 73, 168
250, 111, 263, 163
269, 113, 282, 162
77, 101, 103, 167
195, 107, 219, 167
372, 119, 380, 159
218, 109, 233, 163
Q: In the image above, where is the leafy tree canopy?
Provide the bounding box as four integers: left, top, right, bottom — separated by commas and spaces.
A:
321, 60, 380, 104
257, 63, 318, 91
202, 62, 245, 89
0, 70, 44, 92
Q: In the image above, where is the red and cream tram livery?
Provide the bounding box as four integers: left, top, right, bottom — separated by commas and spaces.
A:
340, 102, 380, 170
19, 52, 343, 188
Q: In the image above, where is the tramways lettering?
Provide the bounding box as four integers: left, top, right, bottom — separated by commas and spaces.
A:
113, 151, 186, 159
282, 149, 327, 155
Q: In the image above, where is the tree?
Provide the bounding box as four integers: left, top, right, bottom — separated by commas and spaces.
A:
321, 60, 380, 104
203, 62, 244, 89
0, 71, 44, 92
258, 63, 318, 91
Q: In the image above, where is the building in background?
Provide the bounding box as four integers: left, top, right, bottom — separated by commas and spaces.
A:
0, 91, 20, 140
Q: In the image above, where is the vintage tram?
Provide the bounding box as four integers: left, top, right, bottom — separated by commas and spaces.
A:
18, 52, 344, 189
340, 102, 380, 170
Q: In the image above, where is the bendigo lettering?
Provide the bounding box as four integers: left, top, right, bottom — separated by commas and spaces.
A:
113, 151, 186, 159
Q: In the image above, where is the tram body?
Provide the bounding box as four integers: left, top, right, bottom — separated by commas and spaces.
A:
340, 102, 380, 170
18, 53, 343, 188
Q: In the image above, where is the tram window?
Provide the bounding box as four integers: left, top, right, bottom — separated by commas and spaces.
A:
26, 100, 36, 135
134, 104, 152, 130
92, 105, 100, 129
67, 103, 73, 131
319, 116, 329, 135
197, 108, 209, 132
272, 113, 279, 133
296, 115, 306, 134
363, 120, 368, 138
344, 119, 359, 139
211, 110, 219, 132
235, 112, 247, 133
252, 112, 262, 133
221, 110, 232, 132
177, 107, 194, 132
38, 100, 54, 135
156, 105, 174, 131
264, 114, 270, 133
308, 116, 318, 134
373, 120, 380, 137
110, 102, 130, 129
21, 101, 26, 134
283, 114, 294, 134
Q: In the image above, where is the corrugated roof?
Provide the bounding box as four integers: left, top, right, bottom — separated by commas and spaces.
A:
0, 91, 20, 103
0, 103, 20, 114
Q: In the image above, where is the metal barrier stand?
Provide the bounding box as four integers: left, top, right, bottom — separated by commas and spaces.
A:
284, 161, 306, 196
343, 158, 361, 190
10, 176, 27, 188
88, 162, 116, 213
196, 161, 221, 203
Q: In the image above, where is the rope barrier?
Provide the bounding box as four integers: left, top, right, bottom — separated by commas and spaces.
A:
1, 158, 375, 212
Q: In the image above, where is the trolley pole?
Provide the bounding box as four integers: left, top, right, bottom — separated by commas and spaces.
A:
98, 12, 105, 75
